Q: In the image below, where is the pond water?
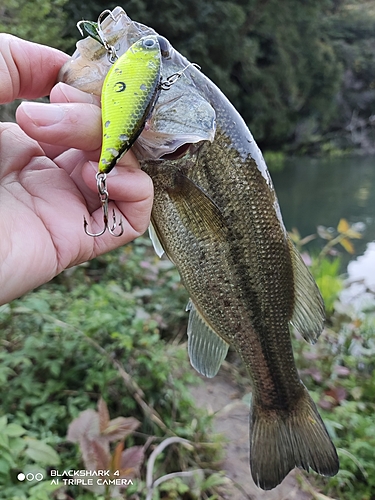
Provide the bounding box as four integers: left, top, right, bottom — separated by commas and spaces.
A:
271, 156, 375, 297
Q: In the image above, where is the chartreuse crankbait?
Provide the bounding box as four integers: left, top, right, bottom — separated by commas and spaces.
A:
99, 35, 162, 174
83, 33, 162, 237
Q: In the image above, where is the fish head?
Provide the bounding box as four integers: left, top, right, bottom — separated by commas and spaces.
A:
59, 6, 216, 160
59, 7, 155, 95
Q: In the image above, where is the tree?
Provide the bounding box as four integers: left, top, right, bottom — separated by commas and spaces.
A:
0, 0, 73, 51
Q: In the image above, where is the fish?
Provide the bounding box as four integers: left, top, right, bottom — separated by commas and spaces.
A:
59, 7, 339, 490
98, 34, 162, 174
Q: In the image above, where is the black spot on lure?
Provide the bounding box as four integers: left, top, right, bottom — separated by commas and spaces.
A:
99, 35, 162, 173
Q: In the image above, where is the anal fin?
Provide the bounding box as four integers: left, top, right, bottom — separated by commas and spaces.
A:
186, 300, 229, 378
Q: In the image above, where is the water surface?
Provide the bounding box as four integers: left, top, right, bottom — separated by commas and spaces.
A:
271, 156, 375, 288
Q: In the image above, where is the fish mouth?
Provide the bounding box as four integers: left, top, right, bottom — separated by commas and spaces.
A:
160, 143, 192, 160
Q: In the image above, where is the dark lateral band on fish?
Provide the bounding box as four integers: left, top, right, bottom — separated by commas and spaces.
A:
60, 7, 339, 490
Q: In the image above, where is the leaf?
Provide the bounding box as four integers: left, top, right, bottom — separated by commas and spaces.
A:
0, 432, 9, 449
317, 225, 333, 240
300, 251, 312, 267
120, 446, 145, 478
0, 416, 8, 430
0, 449, 15, 467
102, 416, 140, 442
334, 365, 350, 377
24, 438, 61, 466
345, 228, 362, 239
67, 409, 100, 443
112, 441, 124, 472
77, 21, 103, 45
201, 472, 228, 489
80, 436, 110, 471
288, 227, 301, 243
351, 386, 363, 400
337, 218, 350, 233
340, 237, 355, 254
98, 398, 110, 433
29, 480, 64, 495
0, 458, 11, 474
5, 423, 26, 437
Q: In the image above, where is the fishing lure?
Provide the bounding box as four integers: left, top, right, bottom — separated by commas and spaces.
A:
99, 35, 162, 174
80, 11, 198, 237
84, 33, 162, 237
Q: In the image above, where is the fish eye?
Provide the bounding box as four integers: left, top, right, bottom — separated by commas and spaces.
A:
143, 37, 157, 49
157, 36, 170, 58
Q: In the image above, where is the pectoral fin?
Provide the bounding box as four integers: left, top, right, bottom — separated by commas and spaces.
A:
168, 172, 228, 241
148, 222, 165, 258
186, 300, 229, 378
289, 241, 325, 344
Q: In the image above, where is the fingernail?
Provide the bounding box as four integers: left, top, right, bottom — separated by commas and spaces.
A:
109, 166, 119, 175
88, 161, 98, 172
55, 82, 95, 104
21, 102, 65, 126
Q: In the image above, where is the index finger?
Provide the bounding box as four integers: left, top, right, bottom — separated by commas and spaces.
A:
0, 34, 69, 104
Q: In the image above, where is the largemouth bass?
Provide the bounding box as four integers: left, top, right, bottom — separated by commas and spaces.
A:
59, 7, 339, 490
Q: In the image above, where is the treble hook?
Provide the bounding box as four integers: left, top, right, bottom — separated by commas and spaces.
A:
159, 63, 201, 90
96, 10, 118, 63
83, 172, 124, 237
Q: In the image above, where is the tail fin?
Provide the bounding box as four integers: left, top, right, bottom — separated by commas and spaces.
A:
249, 385, 339, 490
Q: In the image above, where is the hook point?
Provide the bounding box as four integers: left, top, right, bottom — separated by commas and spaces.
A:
109, 209, 124, 237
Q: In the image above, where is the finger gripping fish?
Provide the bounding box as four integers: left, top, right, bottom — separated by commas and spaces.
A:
99, 35, 161, 173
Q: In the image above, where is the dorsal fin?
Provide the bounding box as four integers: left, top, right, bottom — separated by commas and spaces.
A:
186, 300, 229, 378
289, 241, 325, 344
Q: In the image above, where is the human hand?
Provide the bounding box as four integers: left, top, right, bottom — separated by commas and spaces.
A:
0, 35, 153, 305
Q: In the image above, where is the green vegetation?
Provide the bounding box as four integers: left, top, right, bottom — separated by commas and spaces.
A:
0, 0, 73, 50
0, 222, 373, 499
293, 303, 375, 500
290, 218, 363, 314
0, 240, 224, 499
288, 221, 375, 500
1, 1, 375, 498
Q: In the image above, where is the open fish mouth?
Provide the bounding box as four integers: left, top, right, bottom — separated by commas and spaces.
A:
160, 143, 192, 159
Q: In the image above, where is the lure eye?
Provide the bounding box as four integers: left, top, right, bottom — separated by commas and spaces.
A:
143, 37, 157, 49
157, 36, 170, 58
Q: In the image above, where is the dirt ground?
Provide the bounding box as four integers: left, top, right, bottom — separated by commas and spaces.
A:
190, 372, 315, 500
